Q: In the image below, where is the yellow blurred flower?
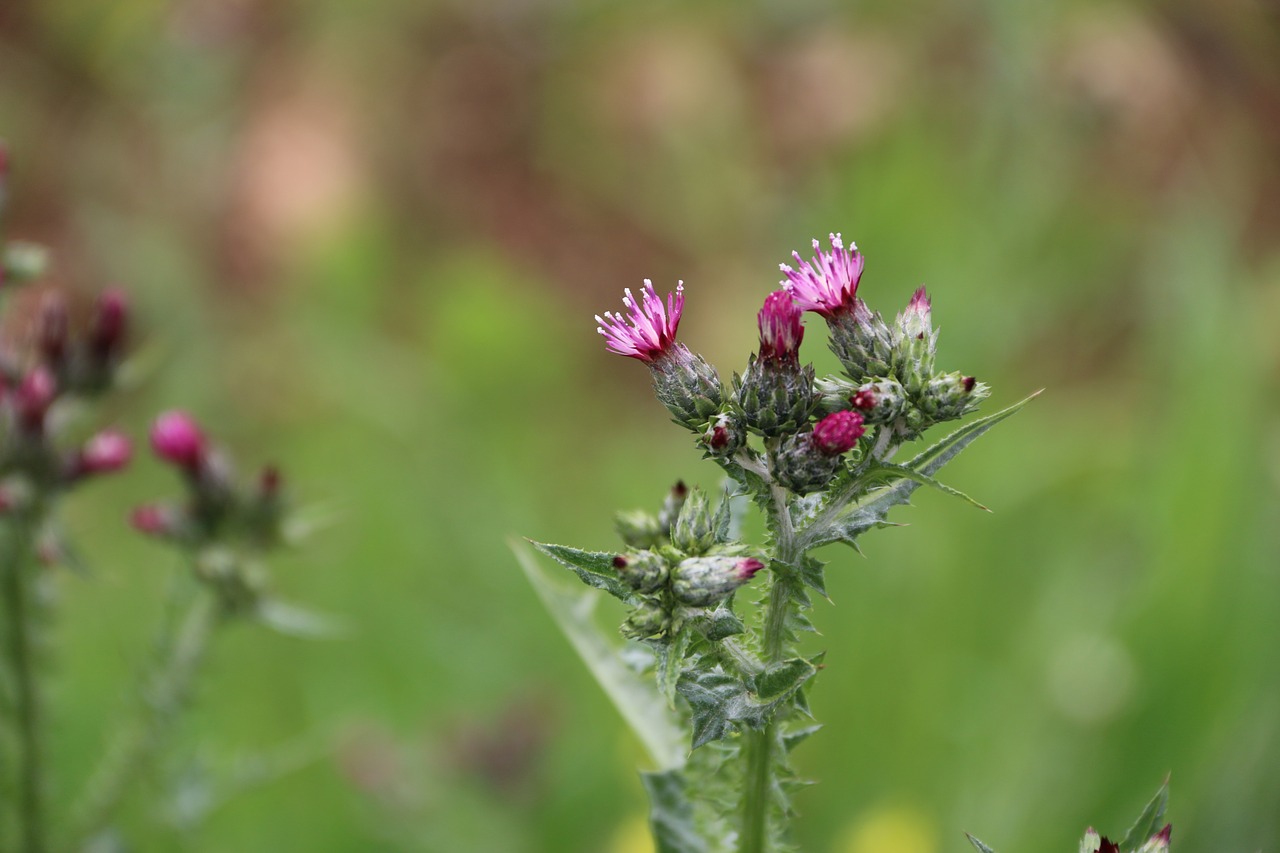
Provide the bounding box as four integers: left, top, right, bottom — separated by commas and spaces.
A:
837, 803, 938, 853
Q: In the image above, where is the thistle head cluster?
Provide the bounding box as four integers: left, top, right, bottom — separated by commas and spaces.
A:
612, 482, 762, 639
595, 234, 989, 499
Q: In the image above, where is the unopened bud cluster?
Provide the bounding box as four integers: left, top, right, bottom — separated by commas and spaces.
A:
612, 483, 763, 639
133, 410, 290, 612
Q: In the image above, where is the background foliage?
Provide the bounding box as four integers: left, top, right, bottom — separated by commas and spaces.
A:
2, 0, 1278, 849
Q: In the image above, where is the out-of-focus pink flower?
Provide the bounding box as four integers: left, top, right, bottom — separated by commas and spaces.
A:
77, 430, 133, 475
757, 290, 804, 362
595, 280, 684, 362
89, 289, 129, 360
780, 233, 863, 317
150, 411, 207, 470
15, 366, 57, 430
811, 410, 865, 455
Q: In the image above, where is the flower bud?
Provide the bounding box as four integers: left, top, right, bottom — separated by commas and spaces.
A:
811, 411, 864, 456
2, 241, 50, 287
615, 510, 664, 550
890, 287, 939, 390
770, 428, 844, 494
757, 290, 804, 364
88, 288, 128, 364
612, 551, 668, 593
701, 411, 744, 456
14, 366, 57, 431
36, 291, 69, 368
131, 503, 182, 538
815, 375, 859, 414
622, 600, 671, 639
672, 556, 764, 607
672, 486, 715, 555
1134, 825, 1170, 853
732, 353, 817, 438
150, 410, 207, 470
649, 345, 726, 431
656, 480, 688, 535
850, 378, 907, 426
70, 429, 132, 478
827, 299, 894, 382
916, 372, 988, 423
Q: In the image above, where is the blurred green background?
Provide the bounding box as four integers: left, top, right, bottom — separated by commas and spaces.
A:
2, 0, 1279, 850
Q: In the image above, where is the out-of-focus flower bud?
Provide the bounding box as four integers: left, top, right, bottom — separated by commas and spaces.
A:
69, 429, 132, 479
623, 600, 671, 639
672, 556, 764, 607
672, 486, 716, 555
131, 503, 183, 538
14, 366, 57, 432
701, 411, 744, 456
615, 510, 663, 550
656, 480, 688, 536
850, 378, 907, 426
150, 410, 207, 470
2, 242, 50, 287
36, 291, 69, 369
88, 288, 128, 364
0, 140, 8, 216
1134, 825, 1171, 853
612, 551, 668, 593
811, 411, 865, 456
827, 299, 894, 382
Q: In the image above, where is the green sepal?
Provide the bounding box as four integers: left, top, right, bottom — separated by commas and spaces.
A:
641, 769, 711, 853
965, 833, 998, 853
782, 724, 821, 752
691, 604, 746, 641
528, 540, 635, 603
1118, 779, 1170, 851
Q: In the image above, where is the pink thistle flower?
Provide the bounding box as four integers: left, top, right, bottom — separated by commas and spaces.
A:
150, 410, 207, 470
595, 280, 685, 362
780, 233, 864, 317
75, 429, 133, 476
89, 288, 129, 360
811, 410, 865, 456
14, 366, 57, 430
757, 290, 804, 362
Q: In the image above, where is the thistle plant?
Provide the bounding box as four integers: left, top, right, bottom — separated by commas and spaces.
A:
0, 142, 312, 851
523, 234, 1043, 851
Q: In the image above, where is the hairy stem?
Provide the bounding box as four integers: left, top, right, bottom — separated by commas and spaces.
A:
3, 512, 48, 853
66, 585, 221, 844
740, 484, 801, 853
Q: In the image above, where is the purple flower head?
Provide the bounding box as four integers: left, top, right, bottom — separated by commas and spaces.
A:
595, 280, 685, 362
734, 557, 765, 582
757, 290, 804, 362
811, 410, 865, 456
150, 410, 207, 470
780, 233, 864, 317
77, 429, 133, 476
89, 288, 129, 360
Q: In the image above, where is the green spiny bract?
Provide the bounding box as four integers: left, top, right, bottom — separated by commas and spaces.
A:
827, 301, 894, 382
917, 372, 989, 423
671, 556, 765, 607
650, 346, 726, 431
613, 550, 669, 594
770, 430, 844, 495
672, 486, 716, 555
623, 600, 671, 639
732, 355, 816, 437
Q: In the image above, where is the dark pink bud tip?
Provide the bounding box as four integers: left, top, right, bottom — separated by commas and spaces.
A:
612, 555, 628, 569
79, 430, 132, 475
1098, 838, 1120, 853
851, 389, 877, 411
15, 366, 57, 428
962, 376, 976, 393
0, 141, 9, 179
150, 410, 206, 469
736, 558, 765, 581
260, 464, 281, 496
672, 480, 688, 498
130, 504, 172, 537
757, 290, 804, 360
1155, 825, 1171, 842
709, 425, 730, 449
811, 410, 865, 455
89, 288, 129, 357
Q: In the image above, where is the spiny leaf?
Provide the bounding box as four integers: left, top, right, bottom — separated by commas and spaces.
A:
782, 724, 822, 752
797, 555, 828, 599
965, 833, 999, 853
750, 659, 817, 702
653, 628, 695, 707
797, 392, 1038, 551
641, 770, 711, 853
513, 540, 684, 770
874, 462, 989, 510
1118, 779, 1170, 851
528, 540, 635, 602
677, 658, 818, 749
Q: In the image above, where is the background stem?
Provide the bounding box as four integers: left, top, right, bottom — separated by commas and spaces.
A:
66, 585, 221, 845
3, 513, 48, 853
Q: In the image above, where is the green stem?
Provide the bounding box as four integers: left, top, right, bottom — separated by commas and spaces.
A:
739, 484, 801, 853
3, 513, 48, 853
65, 586, 221, 845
